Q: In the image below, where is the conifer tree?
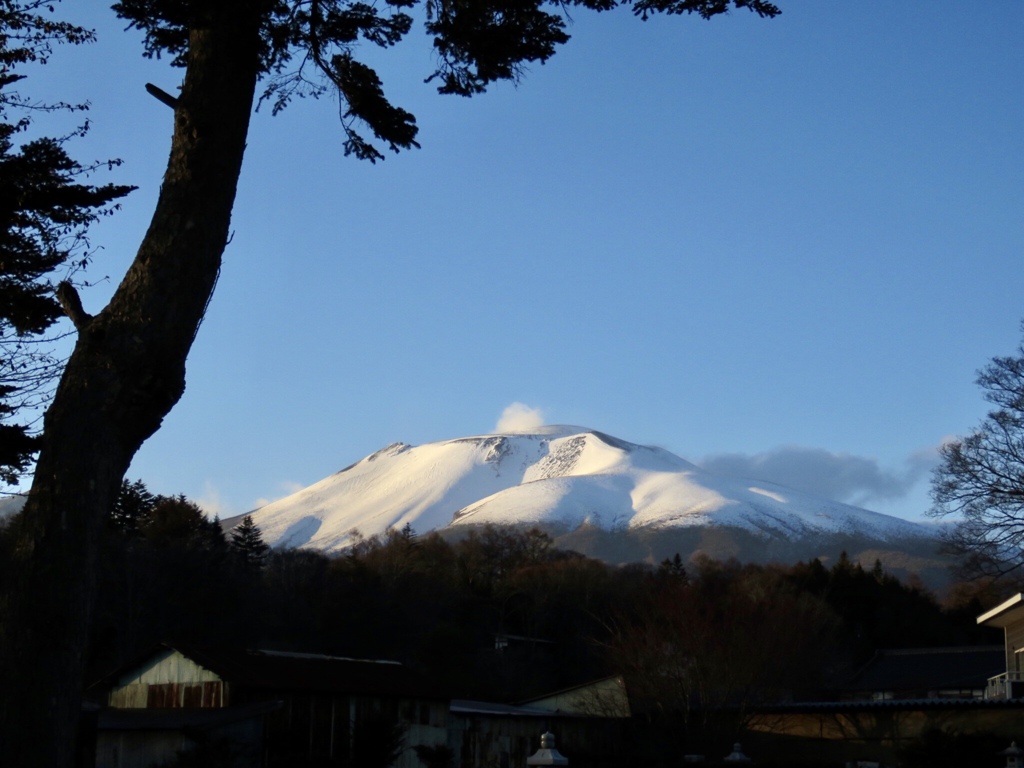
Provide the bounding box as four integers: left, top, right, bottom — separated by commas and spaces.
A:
230, 514, 269, 568
142, 494, 225, 551
109, 478, 156, 535
0, 1, 133, 484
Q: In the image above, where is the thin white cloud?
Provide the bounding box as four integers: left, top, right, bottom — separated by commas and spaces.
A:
252, 480, 304, 510
495, 402, 545, 433
700, 444, 943, 507
196, 481, 233, 520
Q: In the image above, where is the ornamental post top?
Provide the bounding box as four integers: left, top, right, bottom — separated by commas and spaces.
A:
1001, 741, 1024, 768
527, 731, 568, 766
724, 742, 752, 763
1001, 742, 1024, 756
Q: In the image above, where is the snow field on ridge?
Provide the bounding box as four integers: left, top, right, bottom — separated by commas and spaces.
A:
250, 427, 933, 551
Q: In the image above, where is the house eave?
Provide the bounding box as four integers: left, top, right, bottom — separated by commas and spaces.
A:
977, 593, 1024, 627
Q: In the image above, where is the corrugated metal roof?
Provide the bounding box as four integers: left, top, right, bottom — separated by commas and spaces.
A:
450, 699, 554, 716
94, 644, 444, 700
515, 675, 624, 706
757, 697, 1024, 714
191, 645, 443, 698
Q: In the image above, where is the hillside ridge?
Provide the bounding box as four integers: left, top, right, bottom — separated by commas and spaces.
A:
245, 426, 935, 555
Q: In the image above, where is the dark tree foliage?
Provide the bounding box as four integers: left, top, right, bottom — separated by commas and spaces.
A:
2, 2, 781, 765
78, 517, 995, 762
657, 551, 689, 581
90, 483, 252, 675
0, 1, 133, 484
141, 494, 226, 550
113, 0, 780, 158
929, 325, 1024, 582
785, 553, 992, 663
603, 558, 841, 749
230, 513, 270, 567
106, 478, 225, 548
109, 477, 156, 534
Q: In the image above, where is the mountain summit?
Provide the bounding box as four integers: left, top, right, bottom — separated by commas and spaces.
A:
250, 426, 931, 553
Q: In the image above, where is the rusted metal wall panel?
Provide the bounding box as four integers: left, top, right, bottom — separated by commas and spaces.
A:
146, 683, 176, 709
109, 649, 225, 709
203, 680, 224, 707
114, 681, 226, 709
183, 684, 202, 708
108, 685, 147, 709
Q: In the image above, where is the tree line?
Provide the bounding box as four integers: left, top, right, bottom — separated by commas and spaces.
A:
0, 474, 1009, 764
23, 481, 991, 728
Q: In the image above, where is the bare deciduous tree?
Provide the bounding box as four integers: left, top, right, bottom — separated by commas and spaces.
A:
930, 324, 1024, 582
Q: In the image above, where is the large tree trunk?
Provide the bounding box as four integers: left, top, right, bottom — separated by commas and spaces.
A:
0, 7, 262, 766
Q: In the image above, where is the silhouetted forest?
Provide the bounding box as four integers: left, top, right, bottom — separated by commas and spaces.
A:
14, 479, 986, 712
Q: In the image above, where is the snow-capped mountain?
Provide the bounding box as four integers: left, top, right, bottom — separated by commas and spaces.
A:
249, 426, 932, 553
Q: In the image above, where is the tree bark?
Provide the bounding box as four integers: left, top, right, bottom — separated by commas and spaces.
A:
0, 7, 263, 766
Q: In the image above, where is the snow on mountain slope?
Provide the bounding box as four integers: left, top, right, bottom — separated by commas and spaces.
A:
0, 495, 25, 522
251, 426, 931, 552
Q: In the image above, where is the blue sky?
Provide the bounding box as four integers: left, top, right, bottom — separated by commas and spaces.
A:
16, 1, 1024, 522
